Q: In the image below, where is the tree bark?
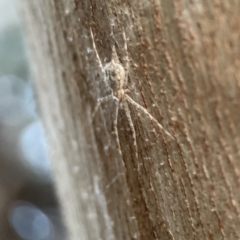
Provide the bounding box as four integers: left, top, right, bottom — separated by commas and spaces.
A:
20, 0, 240, 239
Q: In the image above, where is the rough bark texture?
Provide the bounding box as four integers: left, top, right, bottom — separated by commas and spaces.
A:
20, 0, 240, 239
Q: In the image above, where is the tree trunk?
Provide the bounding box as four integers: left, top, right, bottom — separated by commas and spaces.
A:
20, 0, 240, 239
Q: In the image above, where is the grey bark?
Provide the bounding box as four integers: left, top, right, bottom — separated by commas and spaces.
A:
20, 0, 240, 239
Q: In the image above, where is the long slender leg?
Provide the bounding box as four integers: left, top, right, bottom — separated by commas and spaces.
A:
111, 96, 122, 156
90, 27, 104, 73
125, 94, 175, 140
92, 94, 113, 121
122, 99, 138, 160
122, 28, 129, 86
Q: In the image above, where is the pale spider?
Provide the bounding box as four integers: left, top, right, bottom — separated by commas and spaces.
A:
90, 28, 174, 156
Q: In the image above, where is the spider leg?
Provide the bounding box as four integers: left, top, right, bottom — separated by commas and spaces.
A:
112, 96, 122, 156
122, 28, 130, 86
92, 94, 113, 121
125, 95, 175, 140
122, 99, 138, 160
90, 28, 104, 73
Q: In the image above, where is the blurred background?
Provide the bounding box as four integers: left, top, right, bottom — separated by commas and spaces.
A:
0, 0, 66, 239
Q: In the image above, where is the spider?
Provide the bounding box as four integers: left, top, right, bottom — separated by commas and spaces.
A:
90, 28, 174, 157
